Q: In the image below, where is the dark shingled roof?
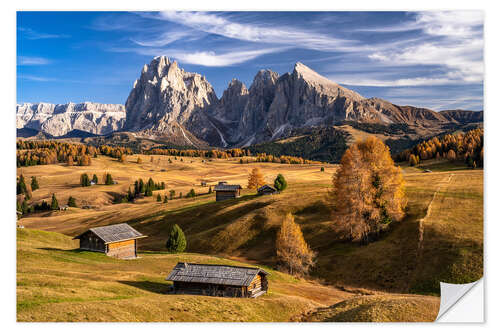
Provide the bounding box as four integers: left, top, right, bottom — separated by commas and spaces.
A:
74, 223, 146, 244
258, 184, 277, 192
166, 262, 268, 287
214, 183, 242, 191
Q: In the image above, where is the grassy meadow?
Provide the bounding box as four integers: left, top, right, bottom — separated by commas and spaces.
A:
16, 153, 483, 321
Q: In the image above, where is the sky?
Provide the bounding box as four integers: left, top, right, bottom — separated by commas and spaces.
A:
17, 11, 484, 111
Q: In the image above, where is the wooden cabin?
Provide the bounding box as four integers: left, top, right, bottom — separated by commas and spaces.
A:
166, 262, 269, 298
214, 182, 242, 201
258, 184, 278, 195
73, 223, 147, 259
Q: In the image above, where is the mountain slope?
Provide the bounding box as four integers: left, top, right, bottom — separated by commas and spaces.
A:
16, 102, 125, 137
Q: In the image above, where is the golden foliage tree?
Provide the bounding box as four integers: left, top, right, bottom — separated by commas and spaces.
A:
331, 137, 407, 243
247, 167, 265, 189
276, 213, 316, 277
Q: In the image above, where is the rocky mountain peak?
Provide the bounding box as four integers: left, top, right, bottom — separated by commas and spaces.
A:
250, 69, 279, 92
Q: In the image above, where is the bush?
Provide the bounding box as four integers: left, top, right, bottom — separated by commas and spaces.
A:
186, 189, 196, 198
166, 224, 187, 253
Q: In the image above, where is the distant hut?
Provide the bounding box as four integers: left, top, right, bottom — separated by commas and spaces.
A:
214, 182, 242, 201
258, 185, 278, 196
201, 181, 207, 187
73, 223, 147, 259
166, 262, 269, 298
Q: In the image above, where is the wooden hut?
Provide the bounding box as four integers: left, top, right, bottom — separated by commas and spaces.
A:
73, 223, 147, 259
214, 182, 242, 201
166, 262, 269, 298
258, 184, 278, 195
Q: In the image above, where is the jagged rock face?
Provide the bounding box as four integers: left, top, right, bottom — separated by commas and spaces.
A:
124, 56, 218, 144
16, 102, 126, 136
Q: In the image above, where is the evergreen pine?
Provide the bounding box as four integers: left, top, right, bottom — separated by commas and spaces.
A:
274, 174, 288, 192
163, 194, 168, 203
67, 196, 77, 207
165, 224, 187, 253
50, 193, 59, 210
31, 176, 39, 190
157, 193, 162, 202
92, 174, 98, 184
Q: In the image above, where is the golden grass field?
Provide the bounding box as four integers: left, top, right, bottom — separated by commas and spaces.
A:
16, 154, 483, 321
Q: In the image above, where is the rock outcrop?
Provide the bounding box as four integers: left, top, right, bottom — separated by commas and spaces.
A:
16, 102, 126, 137
123, 56, 218, 146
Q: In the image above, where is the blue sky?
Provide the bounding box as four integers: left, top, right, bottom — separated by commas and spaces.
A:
17, 11, 483, 111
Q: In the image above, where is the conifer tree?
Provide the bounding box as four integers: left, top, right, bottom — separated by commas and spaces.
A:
50, 193, 59, 210
331, 137, 406, 243
163, 194, 168, 203
31, 176, 39, 191
105, 173, 114, 185
67, 196, 77, 207
165, 224, 187, 253
17, 175, 27, 195
170, 189, 175, 200
92, 174, 98, 184
276, 213, 315, 277
274, 174, 288, 192
187, 189, 196, 198
80, 173, 91, 187
157, 193, 162, 202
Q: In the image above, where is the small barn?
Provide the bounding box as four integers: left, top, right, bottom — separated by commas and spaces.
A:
73, 223, 147, 259
258, 184, 278, 195
166, 262, 269, 298
214, 182, 242, 201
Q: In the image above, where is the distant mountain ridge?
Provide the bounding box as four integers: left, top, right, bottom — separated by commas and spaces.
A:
16, 102, 126, 137
17, 56, 483, 150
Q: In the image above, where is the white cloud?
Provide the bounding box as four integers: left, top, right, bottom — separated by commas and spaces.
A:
18, 56, 51, 66
367, 11, 483, 85
131, 30, 196, 47
18, 27, 69, 39
18, 75, 54, 82
334, 76, 458, 87
156, 11, 357, 52
121, 47, 285, 67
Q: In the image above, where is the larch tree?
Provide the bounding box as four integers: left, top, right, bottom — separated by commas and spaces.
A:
276, 213, 316, 277
247, 167, 265, 189
331, 137, 407, 243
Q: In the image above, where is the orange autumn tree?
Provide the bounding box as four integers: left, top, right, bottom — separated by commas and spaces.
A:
276, 213, 316, 277
331, 137, 407, 243
247, 167, 265, 189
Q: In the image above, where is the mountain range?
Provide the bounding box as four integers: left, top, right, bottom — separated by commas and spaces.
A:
17, 56, 483, 156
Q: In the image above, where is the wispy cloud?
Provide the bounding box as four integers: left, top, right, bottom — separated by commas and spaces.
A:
18, 74, 55, 82
18, 56, 51, 66
153, 11, 359, 52
367, 11, 483, 85
18, 27, 70, 39
111, 46, 285, 67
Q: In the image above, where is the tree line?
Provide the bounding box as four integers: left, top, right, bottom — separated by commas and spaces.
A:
16, 140, 133, 167
395, 128, 483, 168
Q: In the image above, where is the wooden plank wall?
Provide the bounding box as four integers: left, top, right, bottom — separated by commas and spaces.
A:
107, 239, 136, 258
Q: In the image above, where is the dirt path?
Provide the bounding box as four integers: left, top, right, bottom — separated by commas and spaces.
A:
408, 173, 454, 291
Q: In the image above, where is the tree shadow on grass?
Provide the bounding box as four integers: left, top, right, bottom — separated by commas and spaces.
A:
118, 280, 172, 294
